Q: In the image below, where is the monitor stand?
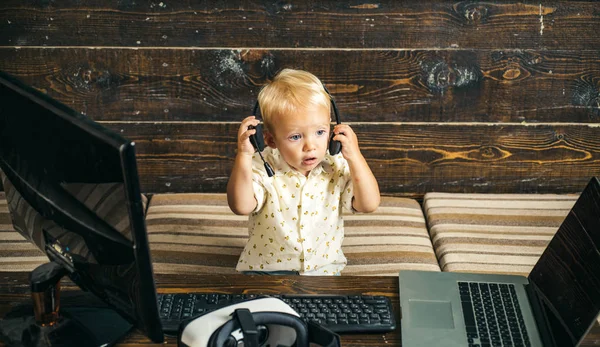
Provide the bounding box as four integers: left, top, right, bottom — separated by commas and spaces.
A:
0, 261, 133, 347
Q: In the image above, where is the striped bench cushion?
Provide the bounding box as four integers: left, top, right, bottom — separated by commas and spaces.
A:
423, 193, 579, 276
145, 194, 440, 276
0, 192, 48, 271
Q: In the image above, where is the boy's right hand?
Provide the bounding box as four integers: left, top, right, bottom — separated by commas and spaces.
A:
238, 116, 260, 156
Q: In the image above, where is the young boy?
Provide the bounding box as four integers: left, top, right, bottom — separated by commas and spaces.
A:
227, 69, 380, 275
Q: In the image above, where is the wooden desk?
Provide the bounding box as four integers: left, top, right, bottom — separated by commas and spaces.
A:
1, 272, 598, 346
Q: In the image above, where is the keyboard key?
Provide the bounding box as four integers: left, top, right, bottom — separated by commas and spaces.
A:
459, 282, 531, 347
158, 293, 396, 334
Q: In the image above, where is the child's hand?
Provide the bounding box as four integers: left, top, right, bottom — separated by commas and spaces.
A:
332, 124, 362, 162
333, 124, 380, 213
238, 116, 260, 156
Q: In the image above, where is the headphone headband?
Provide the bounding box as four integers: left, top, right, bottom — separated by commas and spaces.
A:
249, 81, 343, 176
252, 83, 341, 125
322, 85, 341, 125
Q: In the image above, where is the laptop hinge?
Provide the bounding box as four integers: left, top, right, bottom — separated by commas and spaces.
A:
525, 282, 556, 347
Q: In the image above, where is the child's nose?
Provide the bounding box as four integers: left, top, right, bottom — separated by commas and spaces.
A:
303, 137, 317, 151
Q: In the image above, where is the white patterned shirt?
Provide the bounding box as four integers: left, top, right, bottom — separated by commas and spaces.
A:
236, 147, 354, 275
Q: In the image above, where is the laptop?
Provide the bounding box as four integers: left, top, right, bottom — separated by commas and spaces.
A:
399, 177, 600, 347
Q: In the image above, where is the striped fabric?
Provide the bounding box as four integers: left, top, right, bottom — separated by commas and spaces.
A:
145, 194, 247, 275
145, 194, 440, 276
343, 196, 440, 275
423, 193, 579, 276
0, 192, 48, 271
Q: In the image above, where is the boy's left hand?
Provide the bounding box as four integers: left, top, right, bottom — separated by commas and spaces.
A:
332, 124, 362, 162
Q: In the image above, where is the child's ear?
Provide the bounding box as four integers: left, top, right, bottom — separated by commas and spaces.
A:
265, 131, 277, 149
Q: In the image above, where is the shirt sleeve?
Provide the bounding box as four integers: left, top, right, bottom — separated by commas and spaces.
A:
338, 157, 355, 213
251, 155, 268, 212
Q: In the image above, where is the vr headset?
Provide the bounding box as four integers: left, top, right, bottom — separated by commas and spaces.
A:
178, 297, 341, 347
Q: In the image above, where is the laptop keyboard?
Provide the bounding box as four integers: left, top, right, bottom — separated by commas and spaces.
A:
157, 293, 396, 334
458, 282, 531, 347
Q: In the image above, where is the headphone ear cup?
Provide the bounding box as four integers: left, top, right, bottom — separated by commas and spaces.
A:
329, 134, 341, 156
250, 124, 265, 152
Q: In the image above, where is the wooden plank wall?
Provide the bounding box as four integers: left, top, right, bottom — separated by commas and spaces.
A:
1, 1, 599, 198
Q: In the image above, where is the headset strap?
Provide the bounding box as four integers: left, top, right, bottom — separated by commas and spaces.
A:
232, 309, 259, 347
233, 310, 340, 347
307, 321, 341, 347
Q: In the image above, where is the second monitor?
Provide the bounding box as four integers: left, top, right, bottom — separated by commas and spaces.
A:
0, 71, 163, 345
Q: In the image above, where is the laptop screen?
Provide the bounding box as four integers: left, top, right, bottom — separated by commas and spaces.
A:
527, 177, 600, 346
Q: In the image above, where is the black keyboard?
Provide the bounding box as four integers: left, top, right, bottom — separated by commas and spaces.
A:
157, 293, 396, 334
458, 282, 531, 347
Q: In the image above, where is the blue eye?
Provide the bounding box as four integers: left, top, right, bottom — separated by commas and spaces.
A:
289, 134, 301, 141
317, 130, 326, 136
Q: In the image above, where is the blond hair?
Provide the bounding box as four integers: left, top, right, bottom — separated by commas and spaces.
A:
257, 69, 330, 133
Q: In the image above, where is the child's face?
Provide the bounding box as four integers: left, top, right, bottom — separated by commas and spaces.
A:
266, 105, 331, 176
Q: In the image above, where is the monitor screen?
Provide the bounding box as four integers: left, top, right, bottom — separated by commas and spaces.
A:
527, 177, 600, 347
0, 71, 163, 343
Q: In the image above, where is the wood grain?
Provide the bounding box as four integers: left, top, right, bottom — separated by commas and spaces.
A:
0, 1, 599, 50
1, 272, 598, 346
0, 272, 401, 347
1, 48, 600, 123
97, 122, 600, 196
1, 1, 599, 197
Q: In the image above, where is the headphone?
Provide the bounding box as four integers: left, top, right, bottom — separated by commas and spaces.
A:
248, 85, 342, 177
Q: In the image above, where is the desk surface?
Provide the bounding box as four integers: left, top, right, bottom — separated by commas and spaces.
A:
0, 272, 598, 346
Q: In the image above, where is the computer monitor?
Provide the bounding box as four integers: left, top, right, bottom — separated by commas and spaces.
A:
0, 71, 164, 345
